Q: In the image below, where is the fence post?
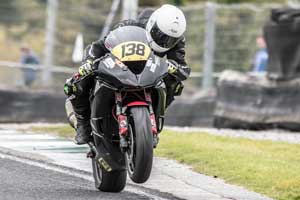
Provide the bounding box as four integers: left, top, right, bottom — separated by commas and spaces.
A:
122, 0, 138, 20
100, 0, 121, 39
202, 2, 216, 90
43, 0, 58, 87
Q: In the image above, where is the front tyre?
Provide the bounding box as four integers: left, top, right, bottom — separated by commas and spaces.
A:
126, 107, 153, 183
92, 158, 126, 192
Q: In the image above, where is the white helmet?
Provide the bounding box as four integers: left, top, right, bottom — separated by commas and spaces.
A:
146, 4, 186, 53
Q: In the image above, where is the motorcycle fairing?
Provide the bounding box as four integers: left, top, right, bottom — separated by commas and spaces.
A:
96, 54, 169, 89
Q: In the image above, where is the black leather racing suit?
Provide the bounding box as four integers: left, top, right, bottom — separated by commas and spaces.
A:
65, 9, 190, 137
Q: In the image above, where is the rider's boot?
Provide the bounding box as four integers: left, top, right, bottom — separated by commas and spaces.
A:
71, 97, 93, 145
75, 119, 92, 145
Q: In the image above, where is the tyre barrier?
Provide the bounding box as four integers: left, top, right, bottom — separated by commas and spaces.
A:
214, 70, 300, 131
0, 89, 66, 123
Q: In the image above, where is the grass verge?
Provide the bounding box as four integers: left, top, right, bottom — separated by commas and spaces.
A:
29, 125, 74, 139
28, 124, 300, 200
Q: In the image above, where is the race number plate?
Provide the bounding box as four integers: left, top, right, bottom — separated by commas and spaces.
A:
111, 41, 151, 62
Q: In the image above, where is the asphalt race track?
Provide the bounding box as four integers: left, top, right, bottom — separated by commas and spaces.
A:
0, 157, 156, 200
0, 126, 273, 200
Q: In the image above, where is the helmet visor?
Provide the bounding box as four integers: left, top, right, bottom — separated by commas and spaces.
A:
150, 23, 182, 49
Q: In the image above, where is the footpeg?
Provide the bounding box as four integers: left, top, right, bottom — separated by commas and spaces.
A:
87, 142, 96, 158
87, 149, 95, 158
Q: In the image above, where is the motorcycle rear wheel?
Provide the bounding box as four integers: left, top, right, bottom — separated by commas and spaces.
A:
92, 157, 126, 192
126, 107, 153, 183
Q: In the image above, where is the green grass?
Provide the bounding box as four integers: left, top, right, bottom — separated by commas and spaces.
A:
156, 130, 300, 200
30, 125, 74, 139
28, 125, 300, 200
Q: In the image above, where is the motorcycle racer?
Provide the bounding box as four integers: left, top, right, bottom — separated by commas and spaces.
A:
64, 4, 191, 145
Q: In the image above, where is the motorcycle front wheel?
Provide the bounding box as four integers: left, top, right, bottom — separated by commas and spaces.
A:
126, 106, 153, 183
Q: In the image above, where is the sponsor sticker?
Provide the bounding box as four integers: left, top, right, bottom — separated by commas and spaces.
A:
98, 158, 112, 172
115, 59, 128, 71
146, 57, 153, 67
150, 63, 157, 73
103, 57, 115, 69
150, 56, 160, 73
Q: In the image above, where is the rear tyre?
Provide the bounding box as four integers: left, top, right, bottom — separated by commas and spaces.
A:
92, 157, 126, 192
126, 107, 153, 183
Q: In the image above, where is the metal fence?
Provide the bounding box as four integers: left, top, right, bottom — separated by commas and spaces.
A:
0, 0, 114, 92
182, 2, 299, 90
0, 61, 74, 94
0, 1, 298, 93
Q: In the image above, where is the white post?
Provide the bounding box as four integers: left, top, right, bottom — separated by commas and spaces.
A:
122, 0, 138, 20
43, 0, 58, 86
202, 2, 216, 90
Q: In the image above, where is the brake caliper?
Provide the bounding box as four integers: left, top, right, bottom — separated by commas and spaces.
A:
115, 92, 128, 150
118, 114, 128, 136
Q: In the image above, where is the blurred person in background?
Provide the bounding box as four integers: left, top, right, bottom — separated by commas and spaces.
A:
64, 4, 190, 145
253, 35, 268, 72
20, 44, 39, 87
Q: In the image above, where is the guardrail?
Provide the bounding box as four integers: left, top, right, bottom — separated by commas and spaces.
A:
189, 71, 220, 78
0, 61, 76, 74
0, 60, 220, 78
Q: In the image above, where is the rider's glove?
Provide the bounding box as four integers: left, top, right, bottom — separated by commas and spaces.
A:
167, 59, 179, 75
174, 81, 184, 96
64, 77, 76, 96
167, 59, 190, 81
78, 59, 94, 76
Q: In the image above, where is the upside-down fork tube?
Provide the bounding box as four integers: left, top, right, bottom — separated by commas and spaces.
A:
144, 91, 158, 135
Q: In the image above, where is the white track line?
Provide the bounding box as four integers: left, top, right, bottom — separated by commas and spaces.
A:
0, 152, 171, 200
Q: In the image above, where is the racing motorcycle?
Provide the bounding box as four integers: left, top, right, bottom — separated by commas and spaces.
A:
76, 26, 172, 193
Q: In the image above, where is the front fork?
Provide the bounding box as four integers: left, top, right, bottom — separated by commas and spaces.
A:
145, 92, 159, 148
115, 91, 159, 151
